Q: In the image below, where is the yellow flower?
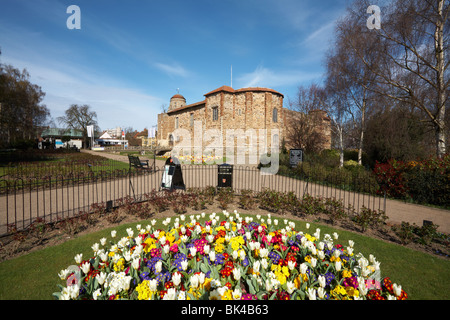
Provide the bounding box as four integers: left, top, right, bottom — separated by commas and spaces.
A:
305, 233, 316, 242
215, 243, 225, 253
270, 265, 289, 285
221, 289, 233, 300
342, 269, 352, 278
346, 286, 359, 298
144, 238, 156, 253
331, 285, 347, 298
330, 256, 341, 263
113, 258, 125, 272
136, 280, 156, 300
304, 255, 311, 263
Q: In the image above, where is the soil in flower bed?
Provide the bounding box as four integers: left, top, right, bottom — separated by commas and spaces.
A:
0, 196, 448, 263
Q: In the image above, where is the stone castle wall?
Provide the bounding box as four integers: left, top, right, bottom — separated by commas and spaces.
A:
157, 86, 331, 161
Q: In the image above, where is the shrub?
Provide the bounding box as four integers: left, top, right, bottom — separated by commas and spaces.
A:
323, 197, 347, 225
256, 189, 284, 213
216, 187, 234, 210
373, 159, 408, 198
391, 222, 416, 245
352, 207, 388, 233
374, 155, 450, 207
298, 194, 325, 216
415, 222, 439, 246
238, 189, 257, 210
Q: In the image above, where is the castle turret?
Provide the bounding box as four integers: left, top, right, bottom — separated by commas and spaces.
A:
168, 93, 186, 112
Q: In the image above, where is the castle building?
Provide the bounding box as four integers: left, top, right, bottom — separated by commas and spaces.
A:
157, 85, 330, 162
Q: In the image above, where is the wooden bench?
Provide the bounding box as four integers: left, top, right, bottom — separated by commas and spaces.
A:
128, 154, 151, 170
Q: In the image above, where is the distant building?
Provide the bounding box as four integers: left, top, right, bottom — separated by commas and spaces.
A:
96, 131, 128, 147
104, 127, 123, 139
40, 128, 84, 149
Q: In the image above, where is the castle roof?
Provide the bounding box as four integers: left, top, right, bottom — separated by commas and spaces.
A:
204, 85, 284, 97
166, 85, 284, 114
170, 93, 186, 100
167, 100, 206, 114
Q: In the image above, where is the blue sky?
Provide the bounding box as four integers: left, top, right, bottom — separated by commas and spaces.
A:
0, 0, 352, 131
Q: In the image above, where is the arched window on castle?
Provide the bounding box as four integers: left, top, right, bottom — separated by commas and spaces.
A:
273, 108, 278, 122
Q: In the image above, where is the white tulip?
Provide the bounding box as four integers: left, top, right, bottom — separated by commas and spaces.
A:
155, 260, 162, 273
149, 279, 158, 291
93, 288, 101, 300
81, 262, 90, 274
111, 230, 116, 238
232, 268, 241, 281
178, 290, 186, 300
253, 260, 261, 273
318, 275, 326, 288
209, 251, 216, 262
97, 272, 107, 286
172, 272, 182, 286
256, 258, 266, 270
198, 272, 205, 284
286, 281, 295, 294
393, 283, 402, 297
288, 260, 296, 271
74, 253, 83, 264
131, 258, 140, 270
317, 287, 326, 299
335, 260, 342, 272
300, 263, 308, 275
126, 228, 133, 237
190, 274, 199, 289
307, 288, 316, 300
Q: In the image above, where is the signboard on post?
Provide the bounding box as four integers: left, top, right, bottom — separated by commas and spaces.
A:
217, 163, 233, 189
161, 157, 185, 191
289, 149, 303, 168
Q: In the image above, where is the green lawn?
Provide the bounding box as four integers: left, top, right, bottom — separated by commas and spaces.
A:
0, 214, 448, 300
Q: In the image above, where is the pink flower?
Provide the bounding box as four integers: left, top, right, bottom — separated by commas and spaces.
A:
169, 244, 178, 253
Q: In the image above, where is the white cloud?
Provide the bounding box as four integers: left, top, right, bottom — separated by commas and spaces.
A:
236, 65, 322, 89
154, 62, 190, 78
2, 55, 163, 130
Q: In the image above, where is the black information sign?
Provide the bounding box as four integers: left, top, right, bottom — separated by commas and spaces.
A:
289, 149, 303, 168
161, 157, 185, 190
217, 163, 233, 188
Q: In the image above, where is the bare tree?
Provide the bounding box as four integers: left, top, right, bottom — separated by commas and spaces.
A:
344, 0, 449, 158
285, 84, 331, 154
328, 10, 383, 165
57, 104, 99, 148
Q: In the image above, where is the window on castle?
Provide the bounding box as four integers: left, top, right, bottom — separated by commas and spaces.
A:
190, 113, 194, 127
175, 117, 179, 129
273, 108, 278, 123
212, 107, 219, 121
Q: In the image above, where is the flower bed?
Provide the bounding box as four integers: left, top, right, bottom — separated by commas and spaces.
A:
54, 211, 407, 300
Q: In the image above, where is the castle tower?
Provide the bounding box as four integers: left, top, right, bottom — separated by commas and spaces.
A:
168, 91, 186, 112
